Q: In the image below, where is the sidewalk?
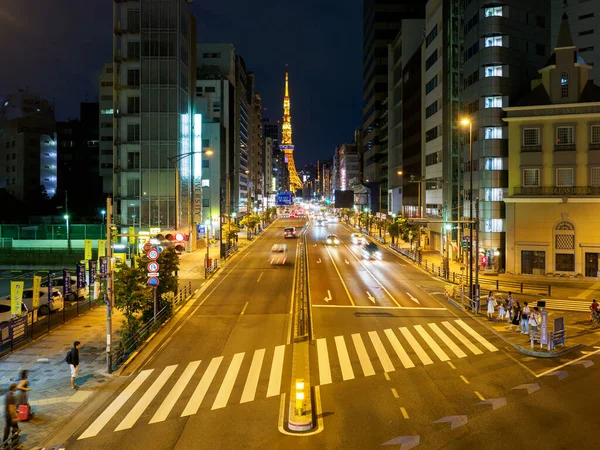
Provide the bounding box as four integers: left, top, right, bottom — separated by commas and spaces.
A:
0, 224, 273, 450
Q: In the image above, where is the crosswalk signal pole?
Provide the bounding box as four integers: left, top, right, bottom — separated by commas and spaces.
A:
106, 197, 113, 374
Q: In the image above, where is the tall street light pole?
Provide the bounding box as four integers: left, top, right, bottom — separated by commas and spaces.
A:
460, 118, 474, 303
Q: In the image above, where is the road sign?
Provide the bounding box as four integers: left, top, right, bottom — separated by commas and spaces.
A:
461, 241, 469, 247
277, 191, 293, 206
147, 277, 159, 287
147, 249, 159, 260
147, 262, 159, 272
147, 272, 160, 277
143, 241, 153, 252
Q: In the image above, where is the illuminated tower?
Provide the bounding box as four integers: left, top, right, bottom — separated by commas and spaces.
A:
280, 72, 302, 192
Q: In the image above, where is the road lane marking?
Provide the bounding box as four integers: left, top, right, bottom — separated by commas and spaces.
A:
286, 234, 302, 344
399, 327, 433, 365
368, 331, 395, 372
367, 291, 375, 303
324, 290, 332, 302
384, 372, 391, 381
149, 361, 200, 424
257, 272, 263, 282
397, 262, 407, 267
400, 407, 409, 419
240, 302, 249, 315
460, 375, 470, 385
78, 369, 153, 440
115, 365, 177, 431
352, 333, 375, 377
414, 325, 450, 362
391, 388, 399, 398
312, 304, 447, 310
384, 329, 415, 369
334, 335, 355, 381
317, 338, 332, 385
317, 258, 322, 263
447, 361, 456, 370
535, 346, 600, 378
428, 323, 467, 359
573, 281, 600, 299
406, 291, 420, 305
212, 353, 245, 410
455, 320, 498, 352
441, 322, 483, 355
474, 391, 485, 400
266, 345, 286, 397
345, 244, 401, 307
181, 357, 223, 416
324, 245, 355, 306
240, 349, 265, 404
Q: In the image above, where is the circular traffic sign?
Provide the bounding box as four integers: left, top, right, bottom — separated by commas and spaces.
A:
147, 262, 159, 272
147, 277, 159, 287
143, 242, 153, 252
147, 249, 159, 260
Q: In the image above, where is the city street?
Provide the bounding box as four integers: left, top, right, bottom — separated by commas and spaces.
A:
50, 219, 600, 449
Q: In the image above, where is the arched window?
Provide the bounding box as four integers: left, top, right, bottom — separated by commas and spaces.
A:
561, 71, 569, 97
554, 220, 575, 271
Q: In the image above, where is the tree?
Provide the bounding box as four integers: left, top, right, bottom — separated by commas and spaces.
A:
156, 247, 179, 298
240, 214, 260, 236
222, 222, 239, 245
113, 262, 152, 344
388, 221, 400, 245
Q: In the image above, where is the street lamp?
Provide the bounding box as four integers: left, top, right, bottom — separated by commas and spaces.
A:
444, 223, 452, 278
101, 209, 106, 236
460, 117, 475, 303
63, 214, 71, 253
205, 218, 211, 268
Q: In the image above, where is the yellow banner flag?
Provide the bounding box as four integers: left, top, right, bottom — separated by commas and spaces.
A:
98, 239, 107, 258
129, 226, 135, 244
84, 239, 93, 261
10, 281, 24, 316
32, 276, 42, 310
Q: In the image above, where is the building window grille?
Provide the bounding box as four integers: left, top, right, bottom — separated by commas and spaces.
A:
556, 126, 573, 145
556, 168, 574, 187
591, 125, 600, 144
591, 167, 600, 187
523, 128, 540, 146
484, 65, 502, 77
523, 169, 540, 186
561, 72, 569, 97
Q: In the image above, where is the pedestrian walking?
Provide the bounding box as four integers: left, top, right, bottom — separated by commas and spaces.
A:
508, 302, 521, 331
529, 307, 541, 332
521, 302, 531, 334
65, 341, 81, 390
486, 291, 497, 319
589, 298, 599, 322
3, 383, 18, 443
506, 292, 515, 320
16, 370, 30, 409
497, 302, 506, 322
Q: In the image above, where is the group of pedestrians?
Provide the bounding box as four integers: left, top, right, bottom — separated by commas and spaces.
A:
485, 291, 541, 334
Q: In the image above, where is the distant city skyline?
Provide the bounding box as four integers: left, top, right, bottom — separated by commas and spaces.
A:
0, 0, 363, 167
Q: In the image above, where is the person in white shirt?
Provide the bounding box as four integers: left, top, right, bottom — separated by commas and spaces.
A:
521, 302, 531, 334
486, 291, 497, 319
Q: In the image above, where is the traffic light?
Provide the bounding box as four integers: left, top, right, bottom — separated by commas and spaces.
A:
150, 230, 188, 253
110, 225, 119, 243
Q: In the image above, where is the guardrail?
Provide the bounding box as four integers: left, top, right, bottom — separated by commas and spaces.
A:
110, 282, 193, 370
205, 258, 219, 279
0, 429, 21, 450
224, 244, 238, 260
388, 243, 551, 296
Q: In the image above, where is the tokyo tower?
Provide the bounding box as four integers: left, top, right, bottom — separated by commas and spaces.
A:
280, 72, 302, 192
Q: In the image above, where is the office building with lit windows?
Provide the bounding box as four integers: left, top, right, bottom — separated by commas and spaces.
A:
504, 14, 600, 276
461, 0, 550, 272
112, 0, 196, 231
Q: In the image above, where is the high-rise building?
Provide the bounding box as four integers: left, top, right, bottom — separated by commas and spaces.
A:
504, 14, 600, 276
387, 19, 424, 217
234, 56, 252, 214
338, 143, 361, 190
0, 92, 57, 202
99, 63, 114, 194
249, 90, 264, 211
461, 0, 550, 271
112, 0, 196, 231
551, 0, 600, 82
362, 0, 425, 212
261, 118, 280, 193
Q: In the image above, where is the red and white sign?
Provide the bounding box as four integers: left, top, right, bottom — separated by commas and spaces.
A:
147, 249, 159, 260
147, 262, 159, 272
147, 277, 159, 287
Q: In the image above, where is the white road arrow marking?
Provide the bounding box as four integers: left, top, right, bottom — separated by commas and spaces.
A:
345, 259, 349, 265
324, 290, 332, 303
367, 291, 375, 303
313, 244, 317, 247
406, 292, 420, 305
317, 258, 322, 264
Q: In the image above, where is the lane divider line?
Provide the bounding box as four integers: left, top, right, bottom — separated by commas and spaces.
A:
460, 375, 470, 385
324, 245, 356, 306
474, 391, 485, 401
391, 388, 399, 399
400, 407, 409, 419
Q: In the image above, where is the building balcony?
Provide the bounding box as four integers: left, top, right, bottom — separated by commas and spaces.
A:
512, 186, 600, 196
554, 144, 575, 152
521, 145, 541, 153
589, 143, 600, 151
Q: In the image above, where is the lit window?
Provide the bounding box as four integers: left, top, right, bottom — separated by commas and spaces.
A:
484, 219, 504, 232
201, 179, 210, 187
556, 126, 574, 145
591, 167, 600, 187
485, 188, 504, 201
484, 65, 503, 77
523, 128, 540, 146
485, 127, 502, 139
484, 158, 503, 170
523, 169, 540, 186
591, 125, 600, 144
484, 96, 502, 108
485, 6, 503, 17
101, 109, 114, 115
561, 71, 569, 97
484, 35, 503, 47
556, 168, 574, 187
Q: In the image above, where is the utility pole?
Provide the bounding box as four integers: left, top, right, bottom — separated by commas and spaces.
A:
106, 197, 113, 374
475, 196, 480, 313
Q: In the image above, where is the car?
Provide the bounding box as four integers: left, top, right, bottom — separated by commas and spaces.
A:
284, 227, 297, 238
270, 244, 287, 265
326, 234, 340, 245
40, 275, 86, 301
0, 299, 28, 324
361, 242, 383, 260
351, 233, 365, 245
4, 288, 64, 315
315, 219, 325, 226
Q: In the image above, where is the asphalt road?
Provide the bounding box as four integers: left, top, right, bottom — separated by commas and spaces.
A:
55, 218, 600, 449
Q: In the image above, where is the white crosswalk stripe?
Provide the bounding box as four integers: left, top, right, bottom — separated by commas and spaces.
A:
317, 338, 332, 385
368, 331, 395, 373
455, 319, 499, 352
150, 360, 200, 423
414, 325, 450, 362
428, 323, 467, 359
352, 333, 375, 377
400, 327, 434, 366
334, 335, 355, 381
384, 328, 415, 369
240, 349, 265, 404
182, 356, 223, 417
441, 321, 483, 355
266, 345, 285, 398
212, 353, 244, 410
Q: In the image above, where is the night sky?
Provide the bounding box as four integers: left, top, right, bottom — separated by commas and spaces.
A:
0, 0, 363, 167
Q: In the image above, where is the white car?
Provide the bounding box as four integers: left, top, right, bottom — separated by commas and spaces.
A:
40, 275, 86, 301
326, 234, 340, 245
351, 233, 365, 245
5, 288, 64, 315
0, 299, 28, 324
